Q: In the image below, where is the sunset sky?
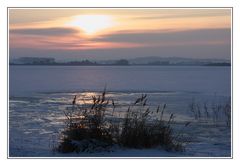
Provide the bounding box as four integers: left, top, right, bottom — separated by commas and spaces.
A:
9, 8, 231, 61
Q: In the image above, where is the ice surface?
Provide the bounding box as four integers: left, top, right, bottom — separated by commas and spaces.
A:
9, 66, 231, 157
9, 66, 231, 97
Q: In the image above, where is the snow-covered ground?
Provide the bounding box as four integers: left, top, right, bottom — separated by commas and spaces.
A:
9, 66, 231, 157
9, 91, 231, 157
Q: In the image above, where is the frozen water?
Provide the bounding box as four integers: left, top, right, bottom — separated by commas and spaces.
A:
9, 66, 231, 97
9, 66, 231, 157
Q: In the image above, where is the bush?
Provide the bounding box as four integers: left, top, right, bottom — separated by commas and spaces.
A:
56, 90, 189, 153
119, 95, 184, 151
56, 89, 118, 153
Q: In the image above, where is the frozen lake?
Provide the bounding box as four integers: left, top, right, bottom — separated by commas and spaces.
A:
9, 66, 231, 96
9, 66, 231, 157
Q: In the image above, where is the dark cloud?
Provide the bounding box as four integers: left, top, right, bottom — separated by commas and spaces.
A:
10, 27, 79, 36
10, 41, 231, 61
9, 28, 231, 61
94, 28, 231, 44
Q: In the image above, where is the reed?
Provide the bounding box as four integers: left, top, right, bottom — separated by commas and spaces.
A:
57, 89, 189, 153
188, 98, 231, 127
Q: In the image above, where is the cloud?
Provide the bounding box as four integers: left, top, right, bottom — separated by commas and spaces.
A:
9, 9, 84, 24
131, 9, 231, 20
9, 9, 231, 25
94, 28, 231, 45
9, 27, 231, 61
10, 27, 80, 36
10, 42, 231, 61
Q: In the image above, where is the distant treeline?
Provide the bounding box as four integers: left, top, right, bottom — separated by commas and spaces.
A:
10, 58, 130, 66
204, 62, 231, 66
10, 57, 231, 66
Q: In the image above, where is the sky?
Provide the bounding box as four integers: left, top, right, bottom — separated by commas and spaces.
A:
9, 8, 232, 61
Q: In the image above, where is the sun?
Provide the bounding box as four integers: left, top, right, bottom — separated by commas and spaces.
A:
67, 14, 115, 35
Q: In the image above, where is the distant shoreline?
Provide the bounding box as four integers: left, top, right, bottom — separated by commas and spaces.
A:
10, 57, 231, 67
9, 63, 231, 67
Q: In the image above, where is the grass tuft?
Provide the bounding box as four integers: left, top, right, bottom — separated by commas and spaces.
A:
56, 89, 189, 153
188, 98, 231, 127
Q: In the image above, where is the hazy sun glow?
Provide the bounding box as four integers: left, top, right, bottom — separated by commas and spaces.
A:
66, 14, 115, 35
9, 9, 231, 60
